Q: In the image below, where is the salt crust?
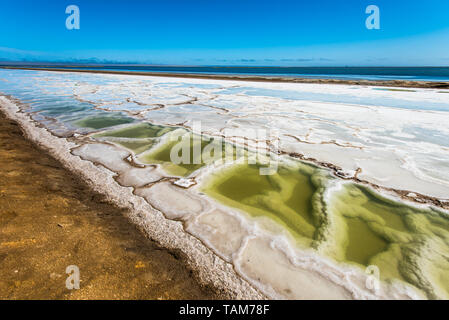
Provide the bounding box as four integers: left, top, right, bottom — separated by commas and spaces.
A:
0, 95, 425, 300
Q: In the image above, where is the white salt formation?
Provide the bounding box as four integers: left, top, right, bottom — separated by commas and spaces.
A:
1, 69, 449, 300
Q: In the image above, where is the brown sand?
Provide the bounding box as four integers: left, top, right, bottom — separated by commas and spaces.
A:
0, 109, 218, 300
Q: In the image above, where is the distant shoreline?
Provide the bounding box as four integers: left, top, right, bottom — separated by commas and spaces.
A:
2, 66, 449, 89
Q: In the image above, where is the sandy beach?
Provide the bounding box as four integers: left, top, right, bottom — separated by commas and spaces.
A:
0, 108, 219, 300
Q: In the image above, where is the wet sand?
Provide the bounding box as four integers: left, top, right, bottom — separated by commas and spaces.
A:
0, 109, 218, 300
2, 66, 449, 89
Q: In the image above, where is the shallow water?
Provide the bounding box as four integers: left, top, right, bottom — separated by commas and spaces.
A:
344, 217, 388, 266
202, 166, 449, 298
203, 162, 321, 242
94, 122, 173, 139
138, 132, 247, 177
328, 184, 449, 298
139, 132, 210, 176
75, 115, 134, 129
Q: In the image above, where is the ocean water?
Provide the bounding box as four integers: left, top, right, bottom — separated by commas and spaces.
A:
2, 65, 449, 82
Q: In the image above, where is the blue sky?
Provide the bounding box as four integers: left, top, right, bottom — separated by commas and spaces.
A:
1, 0, 449, 66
